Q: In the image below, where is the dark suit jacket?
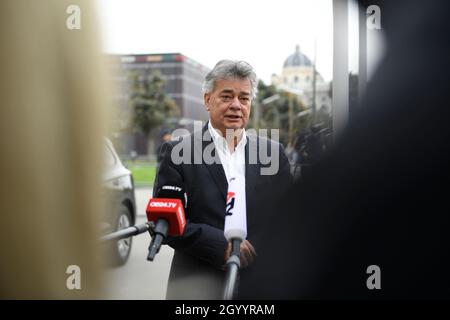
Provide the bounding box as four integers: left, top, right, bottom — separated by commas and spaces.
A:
154, 123, 292, 298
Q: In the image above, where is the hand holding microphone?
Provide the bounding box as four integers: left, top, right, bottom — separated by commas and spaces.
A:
224, 240, 257, 269
223, 175, 253, 299
223, 175, 256, 268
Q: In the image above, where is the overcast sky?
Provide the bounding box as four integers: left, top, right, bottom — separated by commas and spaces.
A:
95, 0, 337, 84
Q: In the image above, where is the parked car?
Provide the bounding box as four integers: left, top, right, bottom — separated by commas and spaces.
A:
102, 138, 136, 266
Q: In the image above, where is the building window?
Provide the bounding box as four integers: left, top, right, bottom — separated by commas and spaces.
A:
294, 76, 299, 83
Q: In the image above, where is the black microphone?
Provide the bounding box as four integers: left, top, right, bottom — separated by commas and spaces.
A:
145, 183, 187, 261
156, 184, 188, 208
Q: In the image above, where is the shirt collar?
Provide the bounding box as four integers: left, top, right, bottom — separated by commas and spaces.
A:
208, 120, 247, 153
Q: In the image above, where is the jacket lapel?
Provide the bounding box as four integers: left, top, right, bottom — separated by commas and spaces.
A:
197, 123, 228, 201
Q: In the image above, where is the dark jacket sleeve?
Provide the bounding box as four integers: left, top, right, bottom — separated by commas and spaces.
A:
153, 141, 228, 269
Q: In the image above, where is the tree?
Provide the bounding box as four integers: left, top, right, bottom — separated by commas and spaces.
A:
251, 80, 308, 146
127, 71, 180, 156
130, 71, 180, 138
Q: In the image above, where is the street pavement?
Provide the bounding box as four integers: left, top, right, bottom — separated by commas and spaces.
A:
102, 187, 174, 299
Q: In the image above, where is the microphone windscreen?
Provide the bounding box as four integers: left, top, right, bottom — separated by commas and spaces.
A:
224, 176, 247, 241
146, 198, 186, 236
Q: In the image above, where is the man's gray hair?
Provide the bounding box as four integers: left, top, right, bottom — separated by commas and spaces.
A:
202, 60, 258, 98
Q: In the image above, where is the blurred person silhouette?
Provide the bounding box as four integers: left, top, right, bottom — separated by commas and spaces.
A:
0, 0, 110, 298
156, 129, 172, 166
241, 0, 450, 299
291, 131, 306, 178
298, 126, 324, 179
305, 125, 323, 163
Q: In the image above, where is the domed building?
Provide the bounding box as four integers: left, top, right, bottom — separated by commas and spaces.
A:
271, 45, 332, 115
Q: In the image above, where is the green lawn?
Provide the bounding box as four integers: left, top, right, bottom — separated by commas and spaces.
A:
124, 160, 157, 187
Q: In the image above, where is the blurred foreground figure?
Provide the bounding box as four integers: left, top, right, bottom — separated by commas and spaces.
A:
242, 0, 450, 299
0, 1, 109, 298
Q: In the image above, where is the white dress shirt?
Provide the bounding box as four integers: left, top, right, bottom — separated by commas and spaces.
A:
208, 121, 246, 183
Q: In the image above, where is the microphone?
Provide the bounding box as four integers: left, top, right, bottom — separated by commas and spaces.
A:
156, 184, 188, 208
145, 183, 187, 261
223, 175, 247, 300
224, 176, 247, 245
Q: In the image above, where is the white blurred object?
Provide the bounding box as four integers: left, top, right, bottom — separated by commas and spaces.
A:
224, 175, 247, 241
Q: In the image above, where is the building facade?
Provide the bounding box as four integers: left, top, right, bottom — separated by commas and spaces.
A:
271, 45, 332, 118
109, 53, 210, 156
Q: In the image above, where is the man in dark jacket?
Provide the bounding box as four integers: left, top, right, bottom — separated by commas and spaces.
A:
154, 60, 292, 299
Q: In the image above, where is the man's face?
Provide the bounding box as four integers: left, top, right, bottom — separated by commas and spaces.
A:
162, 133, 171, 142
204, 77, 252, 136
